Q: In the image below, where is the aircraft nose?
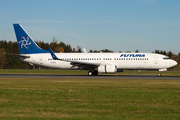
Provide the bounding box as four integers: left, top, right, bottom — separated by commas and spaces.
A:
170, 60, 177, 66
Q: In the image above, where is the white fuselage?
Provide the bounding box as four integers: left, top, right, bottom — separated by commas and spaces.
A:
20, 52, 177, 70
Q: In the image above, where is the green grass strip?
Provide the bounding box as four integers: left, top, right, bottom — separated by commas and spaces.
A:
0, 78, 180, 119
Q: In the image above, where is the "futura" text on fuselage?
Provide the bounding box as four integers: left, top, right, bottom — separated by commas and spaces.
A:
120, 54, 145, 57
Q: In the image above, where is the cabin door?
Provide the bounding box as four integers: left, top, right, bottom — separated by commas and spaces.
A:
39, 56, 43, 64
154, 56, 158, 64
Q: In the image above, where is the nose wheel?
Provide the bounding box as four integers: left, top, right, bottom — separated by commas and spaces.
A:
157, 73, 161, 76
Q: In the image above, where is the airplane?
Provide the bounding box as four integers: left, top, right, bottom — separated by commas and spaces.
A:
10, 23, 177, 76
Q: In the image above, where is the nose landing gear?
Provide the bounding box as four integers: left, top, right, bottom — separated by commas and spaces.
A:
157, 73, 161, 76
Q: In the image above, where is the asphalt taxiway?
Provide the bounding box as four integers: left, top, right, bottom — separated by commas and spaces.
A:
0, 74, 180, 80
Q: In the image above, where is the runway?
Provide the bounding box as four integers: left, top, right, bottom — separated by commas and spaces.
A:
0, 74, 180, 80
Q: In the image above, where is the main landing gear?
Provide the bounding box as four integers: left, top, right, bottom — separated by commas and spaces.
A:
88, 70, 98, 76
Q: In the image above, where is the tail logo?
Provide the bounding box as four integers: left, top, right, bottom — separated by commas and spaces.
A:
19, 37, 31, 49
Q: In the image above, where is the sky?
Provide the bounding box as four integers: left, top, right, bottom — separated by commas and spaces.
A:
0, 0, 180, 54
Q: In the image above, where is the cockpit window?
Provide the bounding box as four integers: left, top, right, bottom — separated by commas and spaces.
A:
163, 57, 170, 60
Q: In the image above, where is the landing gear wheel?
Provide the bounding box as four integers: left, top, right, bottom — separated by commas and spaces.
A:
93, 70, 98, 76
88, 71, 93, 76
157, 73, 161, 76
88, 70, 98, 76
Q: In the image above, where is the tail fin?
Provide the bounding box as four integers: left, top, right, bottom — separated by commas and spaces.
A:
13, 24, 49, 54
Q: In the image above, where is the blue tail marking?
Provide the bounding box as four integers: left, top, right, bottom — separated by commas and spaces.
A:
13, 24, 49, 54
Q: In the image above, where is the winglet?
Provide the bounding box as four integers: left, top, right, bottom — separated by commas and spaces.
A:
48, 48, 60, 60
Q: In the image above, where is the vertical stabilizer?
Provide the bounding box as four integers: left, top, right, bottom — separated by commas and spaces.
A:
13, 24, 49, 54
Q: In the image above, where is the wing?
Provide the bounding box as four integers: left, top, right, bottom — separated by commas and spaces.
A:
48, 48, 100, 69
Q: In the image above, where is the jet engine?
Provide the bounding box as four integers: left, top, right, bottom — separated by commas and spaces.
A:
98, 64, 117, 73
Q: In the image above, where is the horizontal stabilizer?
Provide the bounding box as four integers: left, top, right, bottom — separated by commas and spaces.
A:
4, 53, 30, 58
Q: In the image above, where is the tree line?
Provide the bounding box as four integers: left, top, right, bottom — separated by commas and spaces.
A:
0, 39, 73, 69
0, 39, 179, 69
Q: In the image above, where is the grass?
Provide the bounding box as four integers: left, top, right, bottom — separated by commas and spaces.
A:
0, 69, 180, 76
0, 78, 180, 119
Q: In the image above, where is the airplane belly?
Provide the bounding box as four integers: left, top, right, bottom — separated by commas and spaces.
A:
47, 61, 73, 69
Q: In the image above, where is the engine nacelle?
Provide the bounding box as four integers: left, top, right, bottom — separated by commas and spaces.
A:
98, 64, 117, 73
